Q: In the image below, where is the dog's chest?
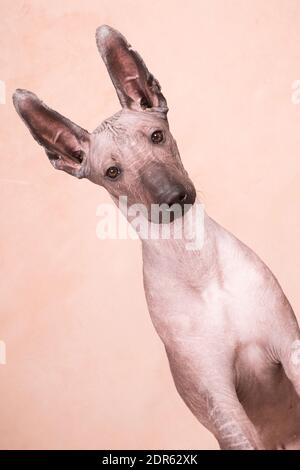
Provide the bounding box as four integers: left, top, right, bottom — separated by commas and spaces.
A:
142, 257, 223, 347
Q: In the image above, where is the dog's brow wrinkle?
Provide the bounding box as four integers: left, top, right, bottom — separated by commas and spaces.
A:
93, 112, 125, 137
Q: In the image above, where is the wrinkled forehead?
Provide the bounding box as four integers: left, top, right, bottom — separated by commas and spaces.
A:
92, 109, 169, 154
117, 109, 168, 128
94, 109, 168, 135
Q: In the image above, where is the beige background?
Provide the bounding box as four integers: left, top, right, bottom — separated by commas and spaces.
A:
1, 0, 300, 450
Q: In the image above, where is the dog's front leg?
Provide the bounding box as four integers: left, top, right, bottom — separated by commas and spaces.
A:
206, 392, 263, 450
167, 351, 263, 450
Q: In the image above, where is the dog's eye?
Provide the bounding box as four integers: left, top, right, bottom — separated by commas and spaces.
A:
151, 130, 164, 144
106, 166, 121, 179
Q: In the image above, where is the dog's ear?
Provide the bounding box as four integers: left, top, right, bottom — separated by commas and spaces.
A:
96, 25, 168, 114
13, 89, 90, 178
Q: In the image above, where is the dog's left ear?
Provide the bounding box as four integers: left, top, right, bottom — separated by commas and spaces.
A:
96, 25, 168, 114
12, 89, 90, 178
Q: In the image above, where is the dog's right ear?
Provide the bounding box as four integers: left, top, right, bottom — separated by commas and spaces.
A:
96, 25, 168, 114
12, 89, 90, 178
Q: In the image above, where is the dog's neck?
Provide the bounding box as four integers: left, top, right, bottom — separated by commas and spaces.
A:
140, 202, 222, 281
111, 196, 224, 282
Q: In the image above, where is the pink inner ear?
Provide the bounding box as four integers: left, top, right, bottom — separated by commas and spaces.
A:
22, 100, 82, 156
96, 25, 167, 112
103, 44, 149, 109
13, 89, 90, 160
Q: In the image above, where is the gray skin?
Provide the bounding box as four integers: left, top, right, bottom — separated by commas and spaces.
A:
13, 25, 300, 450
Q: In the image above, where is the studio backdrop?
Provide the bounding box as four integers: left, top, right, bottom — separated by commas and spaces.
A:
1, 0, 300, 450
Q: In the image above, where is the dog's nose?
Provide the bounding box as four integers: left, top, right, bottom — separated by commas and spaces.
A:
164, 187, 187, 207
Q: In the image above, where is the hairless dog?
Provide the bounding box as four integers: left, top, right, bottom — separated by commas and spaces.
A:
13, 25, 300, 450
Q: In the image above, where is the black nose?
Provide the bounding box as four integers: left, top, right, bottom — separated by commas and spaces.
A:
164, 187, 187, 207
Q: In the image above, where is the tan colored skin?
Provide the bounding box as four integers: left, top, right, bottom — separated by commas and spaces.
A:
13, 25, 300, 450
